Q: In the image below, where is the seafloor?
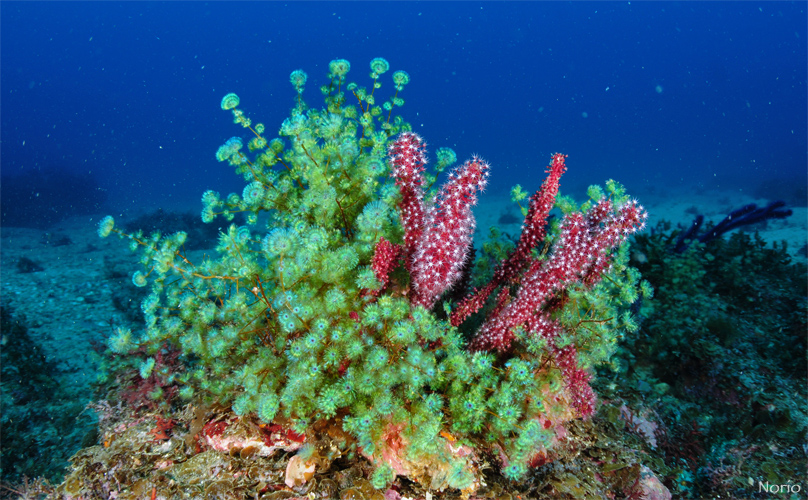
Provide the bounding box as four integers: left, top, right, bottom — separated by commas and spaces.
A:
1, 183, 806, 499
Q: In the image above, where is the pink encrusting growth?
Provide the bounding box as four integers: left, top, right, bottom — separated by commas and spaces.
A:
388, 132, 490, 309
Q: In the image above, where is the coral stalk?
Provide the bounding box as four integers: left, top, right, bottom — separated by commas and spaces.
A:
388, 132, 428, 275
370, 237, 402, 295
410, 156, 489, 309
451, 153, 567, 326
469, 197, 647, 353
389, 133, 489, 309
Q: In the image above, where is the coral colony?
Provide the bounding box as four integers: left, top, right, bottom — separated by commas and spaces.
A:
99, 58, 648, 492
674, 200, 793, 253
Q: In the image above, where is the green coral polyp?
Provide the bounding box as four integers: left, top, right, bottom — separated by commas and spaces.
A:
100, 58, 647, 488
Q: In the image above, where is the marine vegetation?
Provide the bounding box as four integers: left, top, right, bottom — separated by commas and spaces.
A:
673, 201, 793, 253
74, 58, 653, 497
0, 304, 96, 485
606, 221, 808, 498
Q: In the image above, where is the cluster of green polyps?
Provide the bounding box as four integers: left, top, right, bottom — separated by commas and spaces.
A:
99, 58, 646, 492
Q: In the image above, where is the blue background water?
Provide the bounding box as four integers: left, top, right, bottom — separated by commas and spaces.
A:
2, 1, 806, 218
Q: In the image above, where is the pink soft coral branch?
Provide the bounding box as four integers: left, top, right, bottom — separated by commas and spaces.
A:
465, 196, 646, 418
370, 237, 402, 296
411, 156, 489, 308
469, 197, 647, 353
388, 133, 489, 309
451, 153, 567, 326
388, 131, 428, 275
388, 135, 648, 420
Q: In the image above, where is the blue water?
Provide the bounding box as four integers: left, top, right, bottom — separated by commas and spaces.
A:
2, 1, 806, 216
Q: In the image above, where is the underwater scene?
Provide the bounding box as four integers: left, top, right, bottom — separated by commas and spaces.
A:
1, 2, 805, 499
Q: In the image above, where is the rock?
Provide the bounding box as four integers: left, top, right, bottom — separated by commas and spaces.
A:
624, 465, 672, 500
285, 454, 316, 487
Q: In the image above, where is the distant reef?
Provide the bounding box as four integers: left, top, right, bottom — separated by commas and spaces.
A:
1, 168, 107, 228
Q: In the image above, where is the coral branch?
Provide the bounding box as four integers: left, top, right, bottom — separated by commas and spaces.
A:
675, 200, 793, 253
451, 153, 567, 326
370, 237, 402, 295
389, 133, 489, 310
389, 132, 428, 274
470, 197, 647, 352
410, 156, 490, 309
